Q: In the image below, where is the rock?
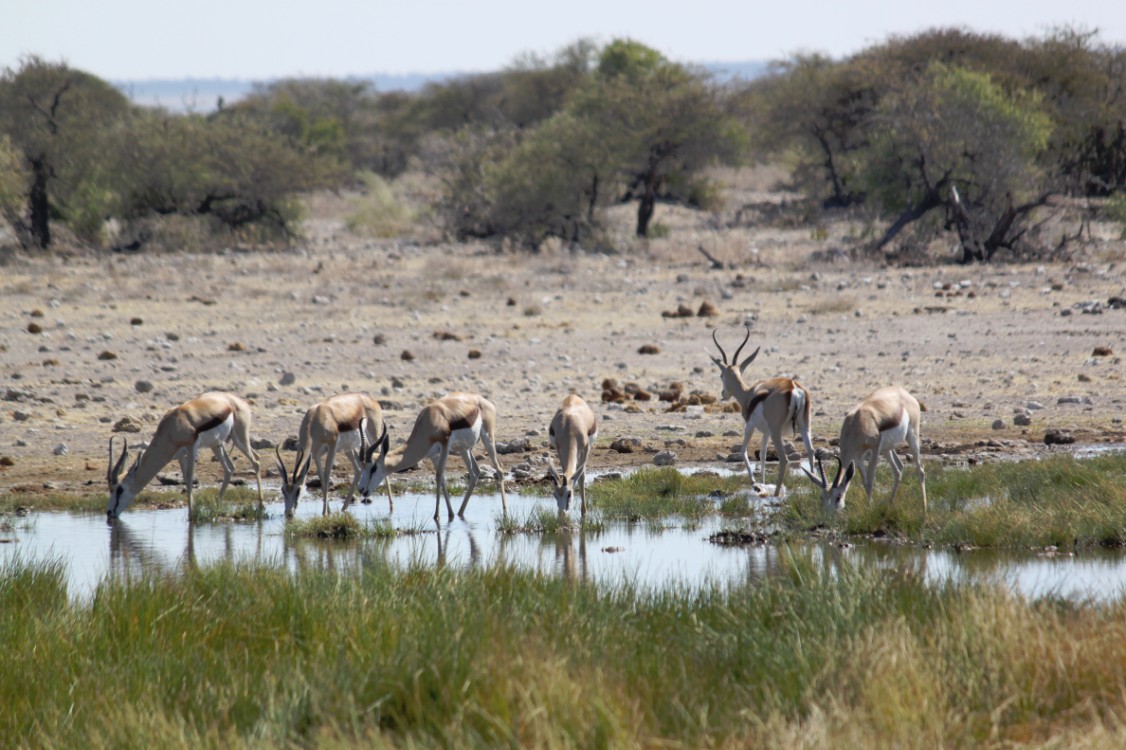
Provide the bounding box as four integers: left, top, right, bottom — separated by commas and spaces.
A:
372, 333, 387, 346
609, 437, 642, 454
991, 419, 1006, 430
13, 411, 31, 421
53, 443, 68, 456
311, 295, 331, 305
496, 437, 531, 455
697, 301, 719, 317
1013, 413, 1032, 426
653, 450, 678, 466
1044, 429, 1076, 445
0, 456, 13, 467
638, 344, 660, 355
468, 349, 482, 359
251, 438, 275, 450
130, 317, 143, 325
1078, 373, 1092, 383
112, 416, 143, 433
228, 341, 247, 352
97, 350, 118, 360
1026, 401, 1044, 410
401, 350, 415, 361
279, 372, 296, 386
27, 322, 43, 334
391, 376, 406, 389
662, 304, 695, 319
283, 436, 300, 450
433, 330, 461, 341
1093, 346, 1113, 357
134, 380, 154, 393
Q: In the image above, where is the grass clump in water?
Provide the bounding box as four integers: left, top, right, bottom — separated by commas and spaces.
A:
592, 468, 747, 522
285, 512, 398, 540
186, 486, 266, 523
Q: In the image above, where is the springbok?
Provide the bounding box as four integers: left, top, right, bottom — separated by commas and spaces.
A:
358, 392, 508, 522
106, 391, 263, 520
804, 385, 927, 514
710, 326, 815, 495
274, 392, 394, 517
547, 394, 598, 517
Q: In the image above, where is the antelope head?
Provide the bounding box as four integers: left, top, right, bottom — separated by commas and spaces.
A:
106, 436, 141, 520
709, 326, 760, 400
358, 420, 390, 500
547, 465, 573, 513
275, 446, 312, 518
802, 453, 855, 511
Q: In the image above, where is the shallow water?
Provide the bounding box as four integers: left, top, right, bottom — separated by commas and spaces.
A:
4, 489, 1126, 603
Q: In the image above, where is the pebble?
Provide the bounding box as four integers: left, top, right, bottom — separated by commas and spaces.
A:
135, 380, 154, 393
53, 443, 68, 456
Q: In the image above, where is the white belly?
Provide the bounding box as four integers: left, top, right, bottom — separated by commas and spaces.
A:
196, 414, 234, 449
877, 409, 910, 453
447, 420, 482, 453
336, 430, 361, 454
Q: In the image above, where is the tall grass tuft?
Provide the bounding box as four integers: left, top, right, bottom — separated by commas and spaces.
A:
592, 468, 748, 522
6, 552, 1126, 746
186, 486, 266, 523
345, 172, 417, 237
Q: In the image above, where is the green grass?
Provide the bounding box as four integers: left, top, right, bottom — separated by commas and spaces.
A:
590, 468, 751, 522
186, 486, 267, 523
779, 452, 1126, 549
285, 512, 398, 540
5, 552, 1126, 746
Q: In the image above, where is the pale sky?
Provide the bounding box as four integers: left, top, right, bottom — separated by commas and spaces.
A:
5, 0, 1125, 81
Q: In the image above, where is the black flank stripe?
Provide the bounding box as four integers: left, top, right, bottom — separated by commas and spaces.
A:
197, 408, 232, 435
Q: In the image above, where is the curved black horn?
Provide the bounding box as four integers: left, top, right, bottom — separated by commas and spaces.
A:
710, 329, 728, 364
274, 446, 290, 486
731, 325, 752, 365
108, 436, 129, 485
377, 423, 389, 459
816, 454, 827, 487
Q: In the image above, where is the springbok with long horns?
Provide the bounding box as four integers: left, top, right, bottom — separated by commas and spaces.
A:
547, 394, 598, 517
357, 392, 507, 522
803, 385, 927, 514
274, 392, 394, 517
106, 391, 263, 520
710, 326, 815, 496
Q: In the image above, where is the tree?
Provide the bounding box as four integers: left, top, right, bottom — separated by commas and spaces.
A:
0, 57, 130, 248
863, 63, 1053, 262
572, 39, 745, 237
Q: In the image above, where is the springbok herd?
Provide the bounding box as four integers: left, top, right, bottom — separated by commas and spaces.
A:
105, 326, 927, 523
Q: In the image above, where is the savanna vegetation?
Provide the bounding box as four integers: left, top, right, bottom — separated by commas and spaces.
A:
3, 27, 1124, 258
7, 544, 1126, 747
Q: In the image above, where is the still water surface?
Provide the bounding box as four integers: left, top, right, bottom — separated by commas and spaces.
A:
5, 490, 1126, 603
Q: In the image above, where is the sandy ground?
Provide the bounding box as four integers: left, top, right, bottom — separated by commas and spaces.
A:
1, 182, 1124, 500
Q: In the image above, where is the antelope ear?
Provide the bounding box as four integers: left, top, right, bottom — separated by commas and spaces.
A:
295, 451, 312, 482
801, 466, 825, 489
708, 354, 725, 369
546, 465, 561, 487
378, 429, 390, 458
737, 346, 761, 373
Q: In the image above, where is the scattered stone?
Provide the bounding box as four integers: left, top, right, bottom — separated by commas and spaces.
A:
279, 372, 296, 386
506, 297, 517, 306
1057, 396, 1093, 405
653, 450, 678, 466
695, 430, 714, 438
112, 416, 143, 433
401, 350, 415, 361
251, 438, 275, 450
372, 333, 386, 346
1093, 346, 1113, 357
662, 304, 694, 318
283, 436, 300, 450
609, 437, 642, 454
166, 332, 180, 342
433, 330, 462, 341
1044, 429, 1075, 445
130, 317, 143, 326
134, 380, 154, 394
97, 350, 118, 361
228, 341, 247, 352
391, 376, 406, 389
1013, 413, 1032, 426
53, 444, 68, 456
1078, 373, 1092, 383
496, 437, 531, 455
12, 411, 31, 421
697, 301, 719, 317
1108, 296, 1126, 309
311, 295, 331, 305
468, 349, 482, 359
27, 322, 43, 334
0, 456, 13, 467
991, 419, 1006, 430
638, 344, 660, 355
1026, 401, 1044, 410
30, 309, 44, 318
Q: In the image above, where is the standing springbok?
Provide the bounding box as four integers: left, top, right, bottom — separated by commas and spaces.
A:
710, 326, 815, 495
274, 392, 394, 517
358, 392, 508, 522
547, 394, 598, 517
803, 385, 927, 514
106, 391, 263, 520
